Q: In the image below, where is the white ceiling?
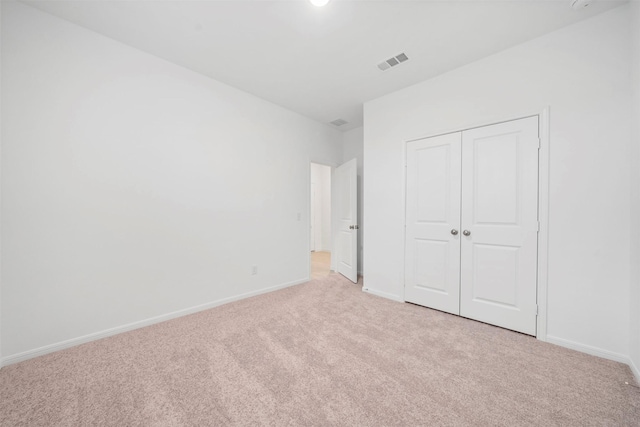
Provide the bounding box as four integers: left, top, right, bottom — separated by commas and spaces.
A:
22, 0, 626, 131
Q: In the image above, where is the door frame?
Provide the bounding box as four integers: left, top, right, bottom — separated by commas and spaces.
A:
308, 160, 337, 281
401, 107, 550, 342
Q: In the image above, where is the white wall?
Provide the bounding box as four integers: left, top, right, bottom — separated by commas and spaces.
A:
310, 163, 331, 252
1, 2, 342, 362
364, 6, 632, 359
342, 127, 363, 275
630, 0, 640, 380
0, 0, 3, 364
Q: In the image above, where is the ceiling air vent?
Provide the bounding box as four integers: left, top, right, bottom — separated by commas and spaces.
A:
377, 52, 409, 71
330, 119, 348, 127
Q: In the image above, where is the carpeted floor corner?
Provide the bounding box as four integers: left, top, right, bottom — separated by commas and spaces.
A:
1, 273, 639, 426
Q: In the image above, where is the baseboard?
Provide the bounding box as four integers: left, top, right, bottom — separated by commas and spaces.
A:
1, 278, 308, 367
629, 358, 640, 385
361, 286, 403, 302
546, 335, 630, 364
522, 336, 640, 384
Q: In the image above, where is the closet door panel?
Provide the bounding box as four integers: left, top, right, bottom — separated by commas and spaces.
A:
404, 133, 461, 315
460, 116, 539, 335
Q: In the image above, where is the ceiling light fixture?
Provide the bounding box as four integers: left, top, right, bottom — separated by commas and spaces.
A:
309, 0, 330, 7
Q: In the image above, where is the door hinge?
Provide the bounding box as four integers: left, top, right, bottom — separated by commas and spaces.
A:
535, 305, 539, 316
537, 221, 540, 232
537, 138, 541, 150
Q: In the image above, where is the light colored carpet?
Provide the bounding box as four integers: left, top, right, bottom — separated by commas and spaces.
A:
1, 274, 639, 426
311, 250, 331, 279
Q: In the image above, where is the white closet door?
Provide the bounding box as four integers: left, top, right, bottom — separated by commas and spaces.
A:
459, 116, 539, 335
404, 133, 461, 315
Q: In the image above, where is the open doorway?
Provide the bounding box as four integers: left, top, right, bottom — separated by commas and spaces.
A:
310, 162, 332, 279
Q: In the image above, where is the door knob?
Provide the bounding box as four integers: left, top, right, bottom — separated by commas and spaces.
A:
451, 229, 458, 235
349, 225, 353, 229
463, 230, 471, 236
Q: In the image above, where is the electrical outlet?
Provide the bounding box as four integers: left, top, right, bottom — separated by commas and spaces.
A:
251, 265, 258, 275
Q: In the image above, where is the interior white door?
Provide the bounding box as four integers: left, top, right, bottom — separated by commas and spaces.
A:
310, 181, 316, 251
404, 133, 462, 315
459, 116, 539, 335
336, 159, 358, 283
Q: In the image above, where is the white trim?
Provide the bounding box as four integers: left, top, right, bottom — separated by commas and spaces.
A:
547, 336, 640, 384
536, 107, 551, 342
362, 286, 404, 302
406, 110, 543, 144
546, 335, 630, 365
630, 358, 640, 385
401, 137, 408, 302
1, 278, 308, 367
